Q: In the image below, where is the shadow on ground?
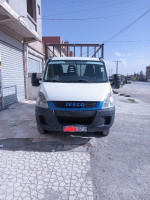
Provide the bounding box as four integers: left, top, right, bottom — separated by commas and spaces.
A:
0, 132, 104, 152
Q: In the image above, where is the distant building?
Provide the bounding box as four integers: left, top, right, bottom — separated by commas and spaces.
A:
146, 66, 150, 77
43, 36, 63, 44
0, 0, 45, 107
43, 36, 73, 58
146, 66, 150, 82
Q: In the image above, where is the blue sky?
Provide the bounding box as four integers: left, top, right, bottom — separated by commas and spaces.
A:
41, 0, 150, 75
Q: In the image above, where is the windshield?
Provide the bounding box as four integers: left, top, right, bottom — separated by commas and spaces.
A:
44, 60, 108, 83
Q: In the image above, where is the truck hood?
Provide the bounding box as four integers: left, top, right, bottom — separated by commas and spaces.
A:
40, 82, 111, 102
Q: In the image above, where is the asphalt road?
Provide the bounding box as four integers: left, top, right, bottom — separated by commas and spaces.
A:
0, 82, 150, 200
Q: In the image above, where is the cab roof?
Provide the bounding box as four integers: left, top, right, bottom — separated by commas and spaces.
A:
48, 57, 104, 62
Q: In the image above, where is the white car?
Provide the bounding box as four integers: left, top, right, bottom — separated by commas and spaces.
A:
126, 77, 132, 84
32, 57, 115, 136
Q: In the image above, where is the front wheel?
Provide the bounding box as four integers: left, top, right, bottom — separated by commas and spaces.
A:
102, 129, 110, 136
37, 124, 48, 134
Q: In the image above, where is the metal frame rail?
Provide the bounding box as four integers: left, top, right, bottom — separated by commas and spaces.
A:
45, 43, 104, 60
1, 85, 17, 109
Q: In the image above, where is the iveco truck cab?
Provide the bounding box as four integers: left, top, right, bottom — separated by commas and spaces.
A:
32, 57, 115, 136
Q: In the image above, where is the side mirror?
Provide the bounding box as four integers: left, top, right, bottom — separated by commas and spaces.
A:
109, 77, 114, 82
31, 73, 40, 86
109, 76, 114, 85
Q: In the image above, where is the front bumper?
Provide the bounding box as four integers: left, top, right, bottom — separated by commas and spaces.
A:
35, 106, 115, 132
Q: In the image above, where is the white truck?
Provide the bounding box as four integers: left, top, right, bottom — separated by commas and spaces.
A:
32, 57, 115, 136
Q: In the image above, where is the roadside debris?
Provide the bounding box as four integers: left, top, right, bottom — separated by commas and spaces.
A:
125, 95, 131, 97
119, 94, 131, 97
51, 149, 55, 152
84, 142, 92, 148
113, 90, 118, 94
128, 99, 137, 103
7, 105, 17, 109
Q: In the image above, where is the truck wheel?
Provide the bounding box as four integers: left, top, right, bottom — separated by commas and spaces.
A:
102, 129, 110, 136
37, 124, 48, 134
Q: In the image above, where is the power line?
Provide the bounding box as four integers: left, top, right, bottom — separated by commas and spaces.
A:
42, 0, 138, 17
104, 9, 150, 45
43, 0, 116, 8
80, 9, 150, 57
37, 6, 150, 21
107, 40, 150, 43
69, 40, 150, 43
43, 0, 118, 12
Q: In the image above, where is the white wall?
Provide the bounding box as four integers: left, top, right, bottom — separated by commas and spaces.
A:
0, 0, 42, 38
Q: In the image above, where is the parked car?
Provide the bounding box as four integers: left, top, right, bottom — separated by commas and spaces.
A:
126, 76, 132, 84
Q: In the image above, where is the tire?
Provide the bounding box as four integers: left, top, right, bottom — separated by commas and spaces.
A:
37, 124, 48, 134
102, 129, 110, 136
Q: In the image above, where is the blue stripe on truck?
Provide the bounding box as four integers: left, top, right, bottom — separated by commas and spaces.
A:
47, 101, 103, 111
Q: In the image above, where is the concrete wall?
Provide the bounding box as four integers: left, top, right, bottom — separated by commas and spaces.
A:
26, 78, 39, 100
28, 41, 45, 56
48, 46, 67, 58
35, 0, 42, 38
0, 0, 42, 38
26, 44, 44, 101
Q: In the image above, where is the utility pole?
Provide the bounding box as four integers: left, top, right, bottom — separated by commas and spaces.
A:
109, 69, 113, 76
113, 61, 121, 74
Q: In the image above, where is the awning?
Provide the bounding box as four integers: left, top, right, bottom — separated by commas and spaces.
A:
0, 2, 41, 43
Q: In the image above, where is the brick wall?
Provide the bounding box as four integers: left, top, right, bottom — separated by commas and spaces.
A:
42, 37, 62, 44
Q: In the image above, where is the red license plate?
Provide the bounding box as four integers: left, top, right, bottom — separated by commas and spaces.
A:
63, 126, 87, 132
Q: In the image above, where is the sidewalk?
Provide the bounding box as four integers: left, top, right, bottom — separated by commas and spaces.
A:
0, 101, 94, 200
0, 150, 93, 200
0, 100, 39, 139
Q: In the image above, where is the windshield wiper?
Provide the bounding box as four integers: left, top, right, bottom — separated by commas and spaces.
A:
77, 79, 90, 83
51, 80, 61, 82
44, 79, 90, 83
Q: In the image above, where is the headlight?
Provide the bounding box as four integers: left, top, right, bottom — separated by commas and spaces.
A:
102, 93, 114, 109
36, 92, 48, 108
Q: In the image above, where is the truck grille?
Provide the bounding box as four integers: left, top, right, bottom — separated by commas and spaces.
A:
56, 116, 94, 125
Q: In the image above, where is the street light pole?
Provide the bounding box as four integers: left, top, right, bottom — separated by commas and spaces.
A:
113, 61, 121, 74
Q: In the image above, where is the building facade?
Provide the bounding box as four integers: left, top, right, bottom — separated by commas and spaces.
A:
146, 66, 150, 82
146, 66, 150, 77
0, 0, 45, 108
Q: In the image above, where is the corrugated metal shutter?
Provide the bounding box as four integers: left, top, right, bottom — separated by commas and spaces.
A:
0, 51, 2, 109
0, 31, 23, 50
0, 42, 25, 103
28, 53, 43, 74
28, 58, 42, 73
